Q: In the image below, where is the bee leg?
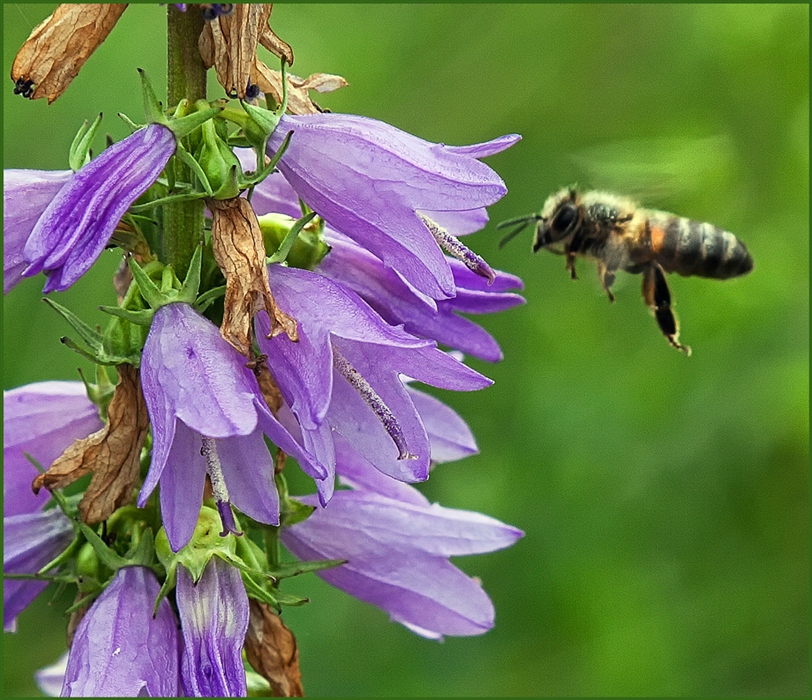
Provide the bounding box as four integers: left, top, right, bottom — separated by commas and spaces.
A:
565, 253, 578, 280
642, 263, 691, 356
599, 265, 616, 303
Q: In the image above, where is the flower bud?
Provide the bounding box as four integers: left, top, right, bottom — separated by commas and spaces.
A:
258, 212, 330, 270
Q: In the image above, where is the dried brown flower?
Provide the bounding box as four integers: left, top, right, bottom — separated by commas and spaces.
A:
32, 364, 149, 524
252, 64, 348, 114
245, 600, 304, 697
209, 197, 298, 357
11, 4, 128, 104
199, 3, 294, 99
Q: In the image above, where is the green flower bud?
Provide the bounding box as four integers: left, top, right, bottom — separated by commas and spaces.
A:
258, 212, 331, 270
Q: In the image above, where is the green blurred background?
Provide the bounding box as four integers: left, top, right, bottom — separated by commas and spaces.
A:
4, 3, 808, 696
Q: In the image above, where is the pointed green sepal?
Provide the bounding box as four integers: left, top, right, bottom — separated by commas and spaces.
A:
280, 498, 316, 528
177, 243, 203, 303
244, 129, 293, 188
168, 103, 226, 140
43, 298, 103, 352
175, 142, 214, 196
127, 256, 166, 309
155, 506, 239, 584
98, 305, 156, 327
117, 111, 142, 134
269, 558, 346, 580
59, 336, 105, 365
194, 285, 226, 313
138, 67, 167, 126
69, 113, 103, 172
75, 519, 134, 572
212, 163, 241, 200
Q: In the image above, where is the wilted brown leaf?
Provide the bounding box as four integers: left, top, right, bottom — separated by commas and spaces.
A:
198, 3, 275, 99
245, 600, 304, 697
210, 197, 298, 357
252, 62, 348, 115
32, 364, 149, 524
11, 4, 128, 104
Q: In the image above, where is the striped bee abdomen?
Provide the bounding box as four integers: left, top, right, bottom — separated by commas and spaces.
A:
652, 216, 753, 279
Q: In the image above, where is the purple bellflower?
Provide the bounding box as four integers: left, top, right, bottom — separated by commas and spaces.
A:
61, 566, 180, 696
176, 557, 250, 696
138, 302, 322, 552
3, 169, 71, 293
21, 123, 175, 292
318, 231, 525, 362
281, 441, 524, 639
242, 168, 525, 360
256, 264, 491, 503
4, 381, 103, 517
266, 113, 520, 299
4, 508, 74, 632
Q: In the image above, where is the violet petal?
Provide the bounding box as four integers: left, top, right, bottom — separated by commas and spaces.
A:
176, 558, 249, 697
61, 566, 180, 696
4, 381, 103, 517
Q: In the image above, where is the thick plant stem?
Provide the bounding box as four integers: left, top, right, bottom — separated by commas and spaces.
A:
164, 5, 207, 278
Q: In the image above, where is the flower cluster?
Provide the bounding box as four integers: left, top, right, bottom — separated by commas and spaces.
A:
5, 3, 524, 697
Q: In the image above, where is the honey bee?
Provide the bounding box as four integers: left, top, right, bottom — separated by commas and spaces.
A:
498, 188, 754, 354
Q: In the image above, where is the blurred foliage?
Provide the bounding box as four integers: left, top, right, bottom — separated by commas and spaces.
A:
3, 3, 808, 697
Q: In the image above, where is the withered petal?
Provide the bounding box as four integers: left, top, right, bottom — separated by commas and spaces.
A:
11, 4, 129, 104
244, 600, 304, 698
31, 364, 149, 524
209, 197, 298, 357
252, 60, 348, 115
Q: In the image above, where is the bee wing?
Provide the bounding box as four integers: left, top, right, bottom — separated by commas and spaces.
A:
570, 134, 739, 210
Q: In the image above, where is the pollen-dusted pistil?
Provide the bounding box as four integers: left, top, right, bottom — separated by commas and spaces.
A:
200, 436, 243, 537
417, 213, 496, 284
332, 345, 416, 462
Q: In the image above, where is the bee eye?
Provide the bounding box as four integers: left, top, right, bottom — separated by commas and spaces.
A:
552, 204, 577, 233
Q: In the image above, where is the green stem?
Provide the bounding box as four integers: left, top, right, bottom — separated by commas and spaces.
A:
164, 5, 207, 278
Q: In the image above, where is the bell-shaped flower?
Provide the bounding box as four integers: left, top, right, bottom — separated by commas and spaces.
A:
4, 508, 74, 632
281, 442, 524, 639
244, 169, 525, 360
4, 381, 103, 517
3, 169, 71, 293
22, 123, 176, 292
266, 113, 519, 299
176, 556, 249, 696
138, 302, 322, 551
256, 265, 491, 503
318, 231, 525, 361
61, 566, 180, 696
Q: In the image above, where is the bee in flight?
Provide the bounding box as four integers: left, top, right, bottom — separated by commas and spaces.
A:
498, 188, 754, 355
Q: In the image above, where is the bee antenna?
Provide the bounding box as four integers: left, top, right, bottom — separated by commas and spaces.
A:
495, 213, 541, 249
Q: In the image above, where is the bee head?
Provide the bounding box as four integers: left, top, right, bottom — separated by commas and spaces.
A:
532, 188, 582, 252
